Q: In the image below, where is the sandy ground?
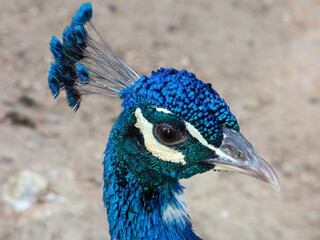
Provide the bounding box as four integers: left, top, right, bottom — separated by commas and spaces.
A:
0, 0, 320, 239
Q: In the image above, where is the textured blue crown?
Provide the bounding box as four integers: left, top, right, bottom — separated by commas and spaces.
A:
120, 68, 239, 147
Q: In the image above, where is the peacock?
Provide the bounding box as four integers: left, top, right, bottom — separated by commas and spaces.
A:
48, 3, 280, 240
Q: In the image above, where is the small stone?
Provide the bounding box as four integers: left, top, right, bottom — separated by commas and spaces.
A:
45, 192, 57, 201
2, 170, 48, 211
308, 97, 319, 104
66, 170, 75, 180
49, 168, 59, 177
46, 113, 60, 123
308, 211, 320, 224
180, 56, 191, 68
4, 111, 36, 128
0, 156, 13, 164
281, 163, 295, 177
167, 24, 177, 32
108, 4, 117, 13
220, 209, 230, 219
299, 174, 313, 185
27, 132, 44, 150
19, 95, 36, 107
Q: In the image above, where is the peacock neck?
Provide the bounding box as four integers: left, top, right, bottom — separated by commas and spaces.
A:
102, 111, 202, 240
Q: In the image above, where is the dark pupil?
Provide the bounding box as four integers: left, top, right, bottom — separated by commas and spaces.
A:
158, 126, 179, 143
162, 127, 174, 139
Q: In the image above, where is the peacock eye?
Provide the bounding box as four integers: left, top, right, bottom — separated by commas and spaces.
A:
154, 124, 187, 146
157, 126, 179, 143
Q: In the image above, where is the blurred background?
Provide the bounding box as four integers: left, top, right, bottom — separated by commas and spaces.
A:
0, 0, 319, 239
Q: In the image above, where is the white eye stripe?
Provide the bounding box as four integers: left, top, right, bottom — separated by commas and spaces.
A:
134, 108, 186, 164
185, 122, 237, 163
156, 108, 173, 114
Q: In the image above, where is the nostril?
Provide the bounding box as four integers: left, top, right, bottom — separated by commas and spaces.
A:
221, 145, 246, 161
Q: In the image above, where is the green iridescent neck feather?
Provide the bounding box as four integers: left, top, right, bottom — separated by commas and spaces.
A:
103, 109, 203, 239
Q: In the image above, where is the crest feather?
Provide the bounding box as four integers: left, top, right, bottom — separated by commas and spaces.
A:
48, 2, 139, 111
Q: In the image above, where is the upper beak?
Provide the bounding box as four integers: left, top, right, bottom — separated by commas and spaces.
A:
206, 127, 280, 191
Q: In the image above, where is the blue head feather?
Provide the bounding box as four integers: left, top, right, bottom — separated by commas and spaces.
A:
48, 2, 138, 110
76, 64, 90, 85
48, 62, 61, 98
48, 3, 91, 110
71, 2, 92, 25
49, 36, 64, 60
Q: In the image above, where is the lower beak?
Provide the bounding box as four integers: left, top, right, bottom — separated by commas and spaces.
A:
212, 157, 280, 191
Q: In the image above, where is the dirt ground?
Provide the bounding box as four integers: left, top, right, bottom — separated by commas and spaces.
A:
0, 0, 319, 239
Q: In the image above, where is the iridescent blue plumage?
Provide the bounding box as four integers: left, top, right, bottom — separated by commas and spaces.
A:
71, 2, 92, 26
48, 62, 61, 98
49, 36, 64, 60
76, 64, 90, 85
48, 3, 279, 240
120, 68, 239, 147
48, 3, 91, 110
103, 112, 201, 239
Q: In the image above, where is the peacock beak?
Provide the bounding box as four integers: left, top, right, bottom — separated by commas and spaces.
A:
205, 127, 280, 191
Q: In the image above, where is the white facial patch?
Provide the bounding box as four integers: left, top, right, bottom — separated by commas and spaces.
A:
134, 108, 186, 164
185, 122, 238, 163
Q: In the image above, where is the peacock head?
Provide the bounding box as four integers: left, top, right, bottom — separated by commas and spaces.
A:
48, 3, 279, 191
106, 68, 279, 190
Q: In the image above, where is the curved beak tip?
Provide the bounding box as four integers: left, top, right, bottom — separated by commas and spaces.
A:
272, 182, 281, 192
266, 174, 281, 191
255, 158, 281, 192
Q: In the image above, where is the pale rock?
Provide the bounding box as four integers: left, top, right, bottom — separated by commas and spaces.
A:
2, 169, 48, 211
